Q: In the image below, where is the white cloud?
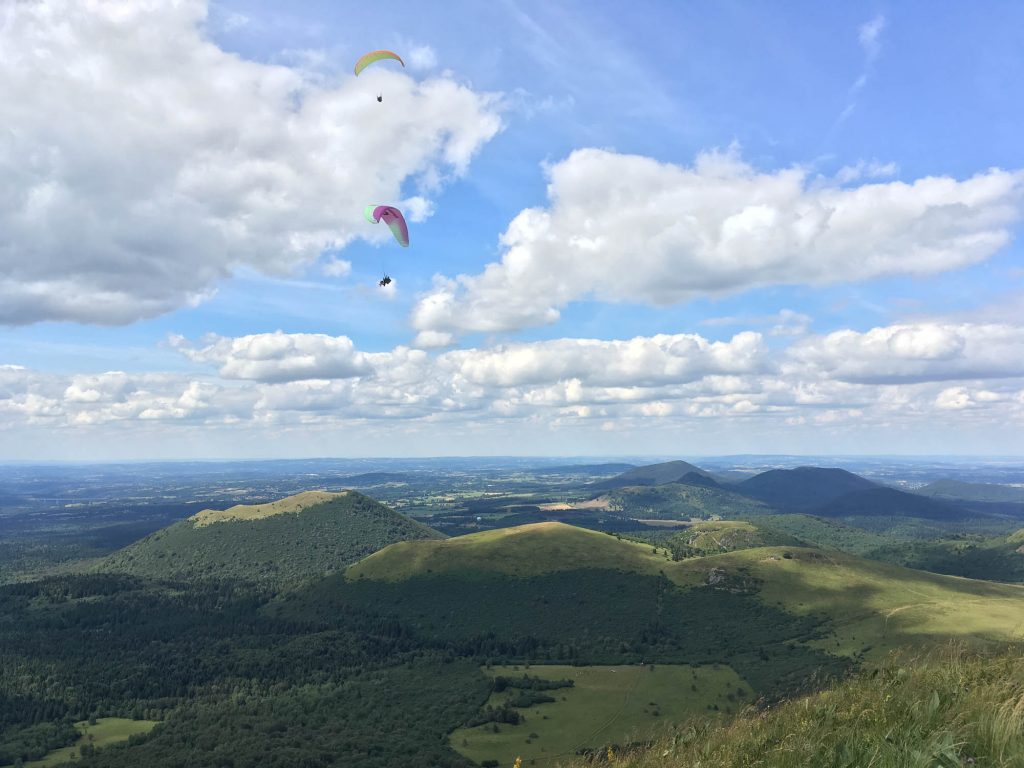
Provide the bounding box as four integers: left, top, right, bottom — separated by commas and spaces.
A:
5, 319, 1024, 453
413, 330, 456, 349
858, 15, 886, 60
786, 323, 1024, 384
0, 1, 501, 325
321, 258, 352, 278
411, 147, 1024, 336
444, 331, 765, 388
935, 387, 972, 410
172, 331, 373, 382
407, 45, 438, 71
0, 366, 255, 427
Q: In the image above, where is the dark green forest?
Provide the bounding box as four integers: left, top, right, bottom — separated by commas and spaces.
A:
0, 563, 846, 768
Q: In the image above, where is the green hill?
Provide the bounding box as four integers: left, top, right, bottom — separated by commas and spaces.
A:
346, 521, 668, 581
590, 460, 713, 490
279, 523, 845, 698
602, 483, 773, 519
101, 490, 441, 585
736, 467, 877, 510
565, 644, 1024, 768
342, 524, 1024, 659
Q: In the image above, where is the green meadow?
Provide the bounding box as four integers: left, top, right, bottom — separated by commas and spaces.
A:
24, 718, 158, 767
451, 664, 749, 767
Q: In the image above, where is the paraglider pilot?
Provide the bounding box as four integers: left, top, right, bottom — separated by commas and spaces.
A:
379, 275, 392, 287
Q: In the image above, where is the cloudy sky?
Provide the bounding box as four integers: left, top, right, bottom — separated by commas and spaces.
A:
2, 0, 1023, 460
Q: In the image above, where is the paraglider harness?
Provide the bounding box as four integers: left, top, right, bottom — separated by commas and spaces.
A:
379, 275, 392, 287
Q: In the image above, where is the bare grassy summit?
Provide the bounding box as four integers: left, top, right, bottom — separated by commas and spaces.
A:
190, 490, 349, 527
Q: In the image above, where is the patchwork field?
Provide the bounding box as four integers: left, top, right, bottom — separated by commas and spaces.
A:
450, 664, 749, 767
25, 718, 159, 767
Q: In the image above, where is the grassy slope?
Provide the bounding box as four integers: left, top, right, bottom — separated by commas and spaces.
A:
669, 547, 1024, 657
189, 490, 342, 526
568, 645, 1024, 768
451, 665, 748, 767
102, 491, 441, 585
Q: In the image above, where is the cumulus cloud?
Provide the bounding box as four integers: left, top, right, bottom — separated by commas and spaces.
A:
0, 367, 255, 427
0, 1, 501, 325
5, 320, 1024, 448
443, 331, 766, 388
171, 331, 373, 383
411, 147, 1024, 336
786, 323, 1024, 384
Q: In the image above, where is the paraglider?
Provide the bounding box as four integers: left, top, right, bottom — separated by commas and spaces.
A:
379, 275, 392, 288
364, 205, 409, 247
355, 50, 404, 101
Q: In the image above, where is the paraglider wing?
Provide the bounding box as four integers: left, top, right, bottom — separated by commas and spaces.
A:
354, 50, 405, 75
366, 205, 410, 247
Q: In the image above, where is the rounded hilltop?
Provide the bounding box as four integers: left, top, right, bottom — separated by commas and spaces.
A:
346, 521, 671, 581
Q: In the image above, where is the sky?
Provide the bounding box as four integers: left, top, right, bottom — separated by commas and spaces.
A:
1, 0, 1023, 460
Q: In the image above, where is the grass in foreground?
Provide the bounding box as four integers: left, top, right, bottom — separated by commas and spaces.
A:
573, 644, 1024, 768
451, 664, 748, 767
24, 718, 158, 767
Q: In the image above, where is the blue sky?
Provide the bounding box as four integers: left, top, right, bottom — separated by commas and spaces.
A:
1, 1, 1023, 459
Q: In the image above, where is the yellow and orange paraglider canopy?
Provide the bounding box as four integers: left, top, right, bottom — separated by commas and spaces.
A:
354, 50, 405, 76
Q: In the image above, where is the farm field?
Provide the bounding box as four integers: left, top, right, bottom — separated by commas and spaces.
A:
24, 718, 158, 767
450, 664, 749, 767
